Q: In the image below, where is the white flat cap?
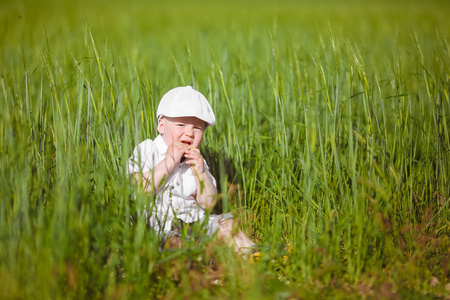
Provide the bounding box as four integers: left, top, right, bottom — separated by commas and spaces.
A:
157, 86, 215, 127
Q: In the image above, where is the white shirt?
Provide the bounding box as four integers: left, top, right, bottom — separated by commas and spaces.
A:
127, 135, 216, 234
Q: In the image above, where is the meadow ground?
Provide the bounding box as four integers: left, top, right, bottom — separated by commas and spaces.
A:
0, 0, 449, 298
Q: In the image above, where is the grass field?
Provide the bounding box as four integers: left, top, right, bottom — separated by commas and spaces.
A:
1, 0, 449, 298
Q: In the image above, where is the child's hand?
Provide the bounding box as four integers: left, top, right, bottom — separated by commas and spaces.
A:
184, 146, 205, 175
166, 141, 190, 167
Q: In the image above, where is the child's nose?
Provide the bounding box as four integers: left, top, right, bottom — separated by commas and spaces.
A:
185, 126, 194, 137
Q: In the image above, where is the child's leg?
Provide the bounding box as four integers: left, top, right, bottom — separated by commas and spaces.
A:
217, 219, 255, 250
166, 236, 183, 248
160, 219, 184, 249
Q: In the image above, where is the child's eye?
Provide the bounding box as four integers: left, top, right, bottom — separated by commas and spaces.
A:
177, 123, 185, 127
194, 126, 203, 131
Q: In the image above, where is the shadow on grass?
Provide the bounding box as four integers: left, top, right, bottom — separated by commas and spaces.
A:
203, 146, 240, 214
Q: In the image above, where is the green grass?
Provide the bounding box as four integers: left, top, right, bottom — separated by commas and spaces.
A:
1, 0, 449, 298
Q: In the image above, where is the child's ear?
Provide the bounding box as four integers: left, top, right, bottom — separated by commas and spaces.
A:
157, 117, 165, 135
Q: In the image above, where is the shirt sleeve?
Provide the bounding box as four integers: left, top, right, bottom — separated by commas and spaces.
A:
203, 160, 217, 187
127, 139, 156, 176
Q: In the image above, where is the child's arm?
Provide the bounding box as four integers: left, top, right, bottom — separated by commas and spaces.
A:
135, 141, 190, 193
184, 147, 218, 210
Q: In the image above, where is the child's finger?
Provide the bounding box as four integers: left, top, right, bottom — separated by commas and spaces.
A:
185, 149, 202, 158
185, 157, 201, 166
185, 155, 203, 165
186, 147, 200, 154
186, 149, 202, 158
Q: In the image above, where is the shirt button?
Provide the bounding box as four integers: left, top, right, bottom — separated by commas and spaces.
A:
176, 182, 180, 186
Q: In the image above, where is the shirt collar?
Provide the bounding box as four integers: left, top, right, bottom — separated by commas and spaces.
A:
154, 134, 168, 156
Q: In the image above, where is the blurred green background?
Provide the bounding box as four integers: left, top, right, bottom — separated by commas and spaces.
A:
1, 0, 449, 299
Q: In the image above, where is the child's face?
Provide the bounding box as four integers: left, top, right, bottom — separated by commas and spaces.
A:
157, 116, 206, 148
